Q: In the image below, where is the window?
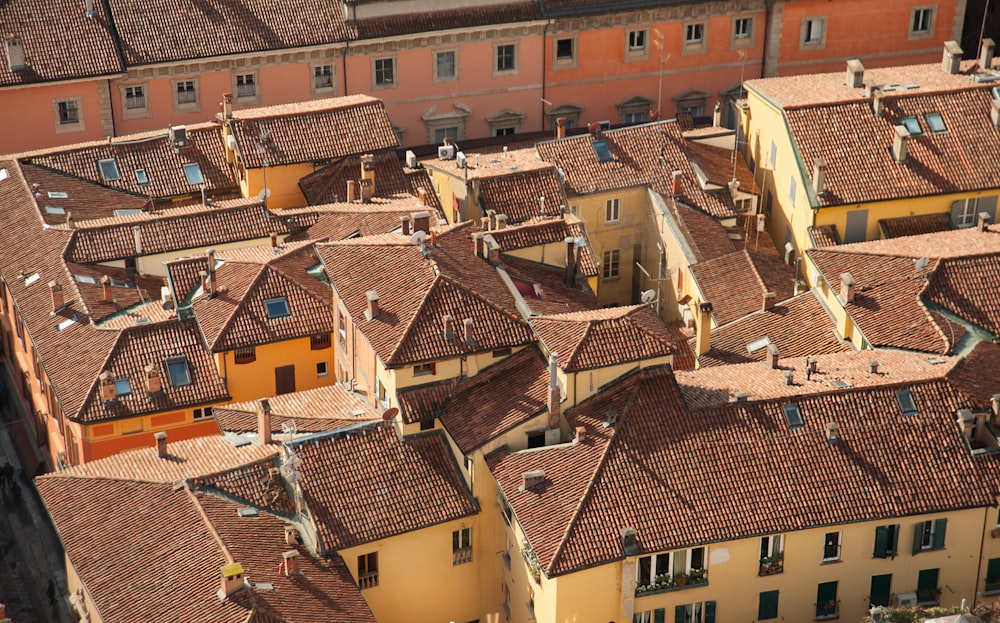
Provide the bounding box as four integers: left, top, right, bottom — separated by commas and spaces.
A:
602, 249, 620, 279
57, 99, 79, 125
413, 362, 435, 377
801, 17, 827, 48
235, 73, 257, 99
125, 85, 145, 110
313, 64, 334, 91
433, 126, 459, 144
495, 43, 516, 73
816, 581, 838, 619
952, 198, 985, 228
193, 406, 214, 421
605, 198, 621, 223
733, 17, 753, 42
453, 527, 472, 565
636, 548, 706, 594
135, 169, 150, 186
357, 552, 378, 589
924, 112, 946, 133
420, 419, 434, 431
527, 430, 545, 448
760, 535, 783, 575
917, 568, 940, 604
434, 50, 456, 81
871, 574, 892, 607
554, 37, 576, 67
624, 112, 645, 124
895, 389, 919, 416
98, 158, 121, 182
316, 362, 328, 377
900, 116, 923, 136
175, 80, 197, 105
374, 57, 395, 87
310, 333, 331, 350
165, 356, 192, 387
822, 531, 841, 561
234, 347, 256, 364
486, 109, 523, 137
264, 297, 291, 319
910, 6, 935, 37
494, 127, 515, 136
873, 524, 899, 558
114, 378, 132, 396
674, 601, 715, 623
593, 139, 614, 162
758, 590, 779, 620
913, 518, 947, 553
182, 162, 204, 185
782, 403, 803, 428
628, 30, 646, 51
685, 23, 704, 44
492, 348, 511, 358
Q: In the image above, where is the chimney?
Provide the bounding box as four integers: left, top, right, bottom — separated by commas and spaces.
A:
101, 275, 113, 302
359, 178, 373, 203
133, 225, 142, 256
4, 36, 26, 72
462, 317, 475, 345
412, 210, 431, 233
574, 426, 586, 443
65, 211, 75, 229
284, 525, 299, 546
695, 302, 713, 356
417, 187, 428, 206
346, 180, 357, 203
840, 272, 856, 303
733, 391, 750, 403
547, 353, 561, 429
360, 154, 376, 196
991, 393, 1000, 418
671, 170, 683, 196
200, 270, 209, 295
400, 215, 412, 236
868, 360, 879, 375
495, 214, 508, 229
556, 117, 567, 139
222, 93, 233, 120
49, 280, 64, 312
442, 314, 455, 339
472, 232, 485, 258
845, 59, 865, 88
565, 236, 576, 287
783, 369, 794, 385
978, 211, 992, 231
812, 158, 826, 195
206, 248, 216, 289
982, 38, 996, 69
154, 431, 167, 458
807, 357, 818, 374
942, 41, 963, 74
480, 216, 491, 231
365, 291, 379, 320
257, 398, 272, 445
712, 101, 721, 127
825, 422, 839, 445
872, 89, 884, 117
992, 99, 1000, 129
145, 362, 162, 394
488, 244, 500, 265
519, 469, 546, 492
762, 291, 776, 311
539, 196, 546, 217
99, 371, 116, 404
270, 232, 278, 248
892, 125, 909, 163
766, 343, 779, 369
282, 550, 300, 576
220, 562, 246, 598
957, 408, 976, 441
488, 210, 497, 231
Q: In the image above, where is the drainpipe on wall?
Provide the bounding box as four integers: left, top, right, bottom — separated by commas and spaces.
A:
540, 19, 551, 132
341, 41, 350, 97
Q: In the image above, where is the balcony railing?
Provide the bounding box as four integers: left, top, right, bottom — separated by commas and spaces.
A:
453, 546, 473, 565
635, 569, 708, 597
986, 581, 1000, 596
814, 599, 840, 620
358, 571, 378, 589
236, 83, 256, 98
916, 589, 941, 605
759, 557, 784, 576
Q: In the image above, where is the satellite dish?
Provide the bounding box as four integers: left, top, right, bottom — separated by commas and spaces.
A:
641, 290, 656, 304
410, 230, 428, 245
257, 187, 271, 200
382, 407, 399, 422
914, 257, 929, 271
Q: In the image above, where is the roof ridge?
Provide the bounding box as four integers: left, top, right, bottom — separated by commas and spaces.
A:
743, 249, 769, 294
917, 262, 954, 354
182, 482, 236, 565
385, 272, 440, 365
204, 262, 269, 351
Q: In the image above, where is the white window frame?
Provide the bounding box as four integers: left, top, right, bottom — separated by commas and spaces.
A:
433, 49, 458, 82
317, 361, 328, 378
955, 198, 978, 228
626, 29, 649, 61
494, 42, 518, 76
233, 71, 259, 104
121, 83, 150, 119
761, 534, 783, 559
732, 15, 755, 48
909, 5, 936, 39
193, 406, 214, 421
373, 56, 396, 89
54, 97, 84, 134
822, 531, 841, 562
605, 198, 621, 223
683, 21, 707, 54
553, 34, 578, 69
801, 16, 827, 49
636, 547, 706, 588
602, 249, 620, 279
312, 63, 336, 95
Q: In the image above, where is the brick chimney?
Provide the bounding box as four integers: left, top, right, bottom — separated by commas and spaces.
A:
556, 117, 567, 139
671, 170, 682, 196
695, 302, 713, 356
825, 422, 839, 445
845, 59, 865, 88
282, 550, 301, 576
783, 369, 794, 385
766, 343, 779, 369
206, 248, 216, 296
868, 360, 879, 374
65, 210, 75, 229
359, 178, 373, 203
978, 211, 992, 231
463, 317, 475, 345
360, 154, 376, 196
892, 125, 909, 163
154, 431, 167, 458
487, 210, 497, 231
417, 187, 428, 206
982, 38, 996, 69
472, 232, 485, 258
99, 371, 116, 404
942, 41, 963, 74
220, 562, 246, 598
284, 525, 299, 546
495, 214, 508, 229
812, 158, 826, 195
257, 398, 272, 445
49, 280, 64, 312
840, 272, 856, 303
442, 314, 455, 339
346, 180, 357, 203
270, 232, 278, 248
547, 353, 561, 429
101, 274, 112, 302
145, 362, 162, 394
222, 93, 233, 119
762, 291, 776, 311
565, 236, 576, 287
412, 210, 431, 233
400, 215, 412, 236
365, 291, 380, 320
574, 426, 586, 443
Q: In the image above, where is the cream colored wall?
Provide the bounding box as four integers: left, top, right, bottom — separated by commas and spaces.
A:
66, 555, 104, 623
244, 163, 312, 210
811, 266, 866, 348
552, 357, 670, 408
573, 186, 648, 307
425, 166, 473, 223
978, 502, 1000, 603
504, 240, 572, 270
134, 235, 289, 278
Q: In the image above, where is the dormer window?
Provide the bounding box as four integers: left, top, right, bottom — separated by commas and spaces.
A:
98, 158, 121, 182
182, 162, 204, 185
264, 297, 291, 319
165, 356, 191, 387
114, 378, 132, 396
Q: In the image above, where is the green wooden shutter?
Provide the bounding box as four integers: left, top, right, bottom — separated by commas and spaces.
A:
675, 605, 686, 623
758, 591, 779, 620
987, 559, 1000, 583
912, 522, 925, 555
933, 518, 947, 550
704, 601, 716, 623
874, 526, 889, 558
654, 609, 665, 623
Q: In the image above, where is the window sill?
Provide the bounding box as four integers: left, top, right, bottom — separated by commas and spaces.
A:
820, 558, 841, 565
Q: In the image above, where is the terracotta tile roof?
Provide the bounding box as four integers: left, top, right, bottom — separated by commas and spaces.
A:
490, 215, 598, 276
406, 169, 444, 210
282, 197, 433, 242
228, 96, 397, 169
808, 224, 841, 248
676, 349, 958, 408
63, 200, 294, 263
536, 121, 737, 219
24, 123, 235, 199
665, 322, 696, 371
167, 256, 212, 303
196, 459, 296, 517
421, 141, 549, 181
192, 243, 336, 352
65, 262, 165, 324
438, 348, 548, 453
879, 212, 952, 238
501, 256, 600, 316
694, 293, 851, 368
478, 168, 569, 224
947, 340, 1000, 408
76, 318, 230, 423
669, 202, 737, 263
690, 250, 797, 326
299, 151, 413, 205
105, 0, 350, 66
98, 299, 178, 329
50, 435, 278, 483
353, 1, 541, 39
532, 305, 675, 372
684, 140, 759, 194
924, 254, 1000, 336
490, 365, 990, 576
831, 224, 1000, 258
397, 378, 459, 425
316, 226, 534, 367
214, 384, 380, 436
782, 87, 1000, 207
0, 0, 123, 87
293, 424, 479, 550
20, 163, 150, 226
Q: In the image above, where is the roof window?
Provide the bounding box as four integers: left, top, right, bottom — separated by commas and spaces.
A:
895, 389, 919, 417
264, 297, 291, 319
182, 162, 204, 185
44, 205, 66, 215
924, 112, 946, 133
47, 191, 68, 199
165, 356, 192, 387
98, 158, 122, 182
899, 116, 923, 136
0, 168, 8, 181
23, 273, 40, 286
114, 378, 132, 396
591, 139, 614, 163
114, 209, 143, 217
73, 274, 98, 285
783, 403, 804, 428
135, 168, 150, 186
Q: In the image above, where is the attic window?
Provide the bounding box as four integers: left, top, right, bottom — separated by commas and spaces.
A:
114, 378, 132, 396
98, 158, 122, 182
592, 140, 614, 163
165, 356, 192, 387
895, 389, 919, 416
783, 403, 804, 428
114, 209, 143, 217
44, 206, 66, 215
135, 168, 150, 186
924, 112, 946, 133
264, 297, 291, 319
47, 191, 68, 199
899, 116, 923, 136
56, 316, 77, 331
73, 274, 98, 285
182, 162, 204, 185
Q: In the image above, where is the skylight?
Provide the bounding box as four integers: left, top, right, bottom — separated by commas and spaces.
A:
73, 274, 98, 285
591, 139, 614, 163
264, 297, 291, 319
98, 158, 122, 182
24, 273, 40, 286
0, 168, 8, 181
44, 206, 66, 215
114, 209, 143, 217
165, 356, 192, 387
747, 336, 771, 354
182, 162, 204, 185
900, 116, 923, 136
56, 315, 78, 332
895, 389, 919, 416
47, 191, 68, 199
134, 168, 150, 186
924, 112, 946, 133
114, 378, 132, 396
782, 403, 804, 428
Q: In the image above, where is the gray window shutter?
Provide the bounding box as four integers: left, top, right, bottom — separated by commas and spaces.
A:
912, 522, 924, 555
874, 526, 889, 558
951, 200, 964, 227
979, 196, 998, 223
933, 518, 947, 550
654, 609, 665, 623
705, 601, 716, 623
